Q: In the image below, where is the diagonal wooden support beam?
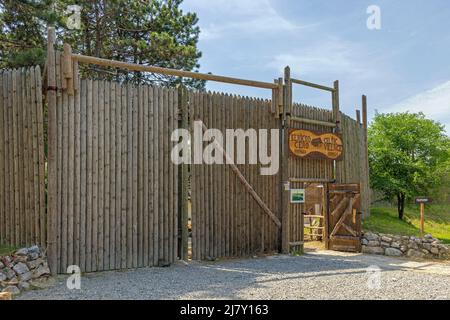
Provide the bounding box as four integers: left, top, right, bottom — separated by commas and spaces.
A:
199, 120, 281, 228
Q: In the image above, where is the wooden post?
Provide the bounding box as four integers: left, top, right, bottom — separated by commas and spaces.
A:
362, 95, 370, 217
332, 80, 340, 133
62, 44, 74, 96
280, 67, 291, 254
178, 86, 189, 260
420, 203, 425, 236
362, 95, 368, 131
47, 27, 58, 275
356, 110, 361, 125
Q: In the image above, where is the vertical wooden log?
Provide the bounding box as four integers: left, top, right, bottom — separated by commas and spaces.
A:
142, 85, 149, 266
109, 81, 116, 269
46, 27, 58, 274
67, 67, 75, 268
163, 88, 169, 264
7, 70, 13, 245
104, 81, 111, 269
91, 80, 99, 271
148, 86, 154, 265
280, 70, 290, 254
22, 69, 30, 245
97, 81, 105, 270
132, 86, 138, 268
362, 95, 370, 217
356, 110, 361, 125
178, 87, 189, 260
126, 83, 133, 269
86, 79, 93, 272
171, 88, 178, 262
73, 62, 81, 267
114, 82, 122, 269
153, 86, 160, 265
137, 85, 144, 267
80, 79, 87, 271
0, 71, 4, 245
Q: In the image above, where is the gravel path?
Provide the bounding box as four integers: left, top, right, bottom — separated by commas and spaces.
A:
18, 251, 450, 300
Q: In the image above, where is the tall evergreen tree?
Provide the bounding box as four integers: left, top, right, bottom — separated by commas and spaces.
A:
0, 0, 204, 89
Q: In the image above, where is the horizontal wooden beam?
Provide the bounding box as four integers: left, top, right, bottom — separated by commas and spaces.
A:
289, 177, 335, 183
289, 241, 304, 246
289, 116, 336, 128
291, 78, 335, 92
304, 215, 324, 219
72, 54, 278, 90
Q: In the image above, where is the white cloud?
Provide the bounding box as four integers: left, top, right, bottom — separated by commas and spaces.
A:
184, 0, 319, 40
267, 37, 377, 80
387, 81, 450, 133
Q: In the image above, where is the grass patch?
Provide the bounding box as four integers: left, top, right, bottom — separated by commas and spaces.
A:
0, 244, 17, 256
363, 204, 450, 244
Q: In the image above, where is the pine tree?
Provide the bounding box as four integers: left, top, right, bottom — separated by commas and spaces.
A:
0, 0, 204, 89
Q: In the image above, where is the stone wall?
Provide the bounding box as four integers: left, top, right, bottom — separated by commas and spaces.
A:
361, 231, 450, 259
1, 245, 52, 296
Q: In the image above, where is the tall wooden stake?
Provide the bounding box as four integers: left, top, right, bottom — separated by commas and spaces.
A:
47, 27, 58, 275
178, 86, 189, 260
280, 66, 291, 254
362, 95, 370, 217
420, 203, 425, 236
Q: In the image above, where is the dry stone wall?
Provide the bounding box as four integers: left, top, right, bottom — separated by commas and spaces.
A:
1, 246, 51, 296
361, 231, 449, 259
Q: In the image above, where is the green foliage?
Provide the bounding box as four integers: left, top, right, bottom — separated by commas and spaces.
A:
0, 244, 17, 256
0, 0, 204, 89
368, 112, 449, 218
364, 205, 450, 244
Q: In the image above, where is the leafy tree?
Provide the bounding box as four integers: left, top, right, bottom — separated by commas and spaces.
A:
368, 112, 449, 219
0, 0, 204, 89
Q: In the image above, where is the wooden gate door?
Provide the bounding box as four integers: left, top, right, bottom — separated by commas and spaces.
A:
326, 183, 362, 252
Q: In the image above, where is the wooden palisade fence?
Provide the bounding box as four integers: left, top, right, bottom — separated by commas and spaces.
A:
0, 67, 46, 249
0, 28, 370, 273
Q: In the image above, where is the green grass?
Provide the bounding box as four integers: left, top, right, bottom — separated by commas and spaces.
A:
363, 204, 450, 244
0, 244, 17, 256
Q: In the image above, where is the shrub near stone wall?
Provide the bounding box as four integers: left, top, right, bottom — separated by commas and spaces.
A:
1, 246, 52, 296
361, 231, 450, 259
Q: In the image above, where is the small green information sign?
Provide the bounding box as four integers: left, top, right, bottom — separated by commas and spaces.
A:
290, 189, 305, 204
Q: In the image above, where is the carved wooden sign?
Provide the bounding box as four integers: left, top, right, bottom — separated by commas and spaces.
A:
289, 129, 343, 160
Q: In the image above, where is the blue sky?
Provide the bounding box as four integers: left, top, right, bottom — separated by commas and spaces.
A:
181, 0, 450, 133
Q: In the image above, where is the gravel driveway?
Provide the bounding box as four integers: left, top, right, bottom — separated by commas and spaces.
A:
18, 250, 450, 300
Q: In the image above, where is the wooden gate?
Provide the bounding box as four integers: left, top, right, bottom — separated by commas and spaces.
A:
188, 90, 281, 260
326, 183, 362, 252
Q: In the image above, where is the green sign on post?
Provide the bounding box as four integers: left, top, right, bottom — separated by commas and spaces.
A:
290, 189, 305, 204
